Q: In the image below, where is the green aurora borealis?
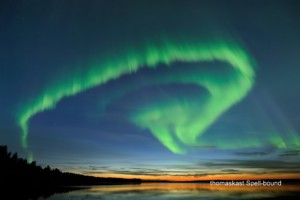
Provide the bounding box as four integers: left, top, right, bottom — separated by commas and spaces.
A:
2, 0, 300, 180
17, 37, 300, 159
19, 38, 257, 158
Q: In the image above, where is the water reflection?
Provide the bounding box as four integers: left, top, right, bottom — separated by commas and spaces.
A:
46, 183, 300, 200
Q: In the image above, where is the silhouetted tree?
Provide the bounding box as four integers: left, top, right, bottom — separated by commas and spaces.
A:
0, 145, 141, 200
0, 145, 141, 187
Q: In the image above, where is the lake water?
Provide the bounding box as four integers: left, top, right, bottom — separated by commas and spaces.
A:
45, 183, 300, 200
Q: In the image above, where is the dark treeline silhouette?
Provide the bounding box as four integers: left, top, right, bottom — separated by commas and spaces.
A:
0, 145, 141, 199
0, 145, 141, 186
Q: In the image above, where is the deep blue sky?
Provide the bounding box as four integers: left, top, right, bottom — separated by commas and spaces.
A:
1, 0, 300, 179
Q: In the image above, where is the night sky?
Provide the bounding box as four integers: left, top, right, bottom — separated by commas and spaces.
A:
1, 0, 300, 180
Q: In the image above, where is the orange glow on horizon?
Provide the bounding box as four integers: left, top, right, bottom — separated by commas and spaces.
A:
83, 172, 300, 182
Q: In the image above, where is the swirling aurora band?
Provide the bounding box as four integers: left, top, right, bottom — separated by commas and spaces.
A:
18, 38, 259, 159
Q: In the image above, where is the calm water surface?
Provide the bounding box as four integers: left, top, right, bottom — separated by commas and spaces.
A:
45, 183, 300, 200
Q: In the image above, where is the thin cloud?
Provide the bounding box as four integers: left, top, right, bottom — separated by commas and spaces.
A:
203, 159, 300, 170
279, 149, 300, 157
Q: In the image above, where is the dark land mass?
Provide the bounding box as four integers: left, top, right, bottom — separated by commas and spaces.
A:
0, 145, 141, 199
